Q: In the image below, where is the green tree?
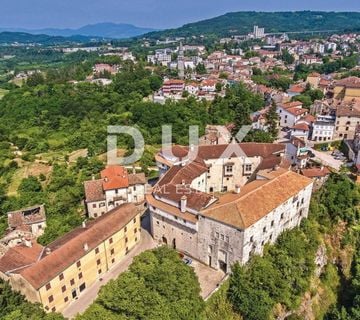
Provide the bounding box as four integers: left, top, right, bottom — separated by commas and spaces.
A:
78, 247, 204, 320
265, 101, 279, 138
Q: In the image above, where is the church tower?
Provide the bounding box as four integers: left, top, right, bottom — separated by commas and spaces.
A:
178, 42, 185, 80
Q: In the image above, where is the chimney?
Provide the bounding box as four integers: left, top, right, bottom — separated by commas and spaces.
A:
82, 220, 86, 228
83, 243, 89, 252
45, 247, 51, 255
24, 238, 32, 248
180, 195, 187, 213
234, 184, 241, 194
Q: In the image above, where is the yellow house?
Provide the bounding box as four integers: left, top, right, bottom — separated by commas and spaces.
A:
0, 203, 140, 313
333, 76, 360, 101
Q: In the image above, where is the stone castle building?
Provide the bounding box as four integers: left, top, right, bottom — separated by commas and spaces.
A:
149, 143, 313, 273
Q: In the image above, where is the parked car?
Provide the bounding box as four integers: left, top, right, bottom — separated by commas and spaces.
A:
183, 257, 193, 266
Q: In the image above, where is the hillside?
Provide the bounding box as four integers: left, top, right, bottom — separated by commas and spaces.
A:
0, 31, 91, 44
143, 11, 360, 38
0, 23, 156, 39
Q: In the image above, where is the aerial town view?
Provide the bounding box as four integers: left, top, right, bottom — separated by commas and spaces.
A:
0, 1, 360, 319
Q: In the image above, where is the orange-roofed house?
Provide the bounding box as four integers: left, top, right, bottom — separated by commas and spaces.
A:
200, 79, 217, 92
290, 122, 310, 140
277, 102, 309, 128
84, 166, 146, 219
287, 84, 306, 97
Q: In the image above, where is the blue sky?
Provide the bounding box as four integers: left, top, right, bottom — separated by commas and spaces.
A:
0, 0, 359, 29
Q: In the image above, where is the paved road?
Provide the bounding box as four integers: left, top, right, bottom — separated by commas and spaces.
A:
62, 227, 156, 319
309, 148, 343, 171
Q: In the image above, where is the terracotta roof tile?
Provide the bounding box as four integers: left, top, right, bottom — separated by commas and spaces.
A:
19, 203, 137, 290
84, 179, 105, 202
201, 169, 312, 229
0, 243, 43, 274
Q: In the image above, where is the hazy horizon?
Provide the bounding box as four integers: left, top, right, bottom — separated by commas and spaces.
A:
0, 0, 359, 30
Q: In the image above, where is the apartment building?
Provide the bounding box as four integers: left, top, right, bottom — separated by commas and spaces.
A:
0, 203, 140, 313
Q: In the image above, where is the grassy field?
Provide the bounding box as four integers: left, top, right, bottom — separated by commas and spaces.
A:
7, 161, 53, 196
0, 88, 9, 99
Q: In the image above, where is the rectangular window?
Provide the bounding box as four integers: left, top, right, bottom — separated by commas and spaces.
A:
92, 203, 97, 208
109, 238, 113, 244
133, 218, 136, 224
62, 285, 66, 293
64, 297, 69, 303
48, 295, 54, 303
46, 283, 51, 291
70, 279, 75, 286
79, 283, 86, 292
220, 234, 224, 241
59, 273, 64, 281
250, 236, 254, 242
112, 258, 115, 264
134, 228, 137, 234
78, 272, 83, 280
124, 226, 127, 233
215, 232, 219, 238
245, 164, 252, 171
271, 220, 274, 227
97, 259, 101, 265
76, 261, 81, 268
263, 227, 266, 233
225, 165, 233, 174
95, 247, 99, 254
51, 307, 56, 313
225, 236, 229, 243
111, 249, 115, 255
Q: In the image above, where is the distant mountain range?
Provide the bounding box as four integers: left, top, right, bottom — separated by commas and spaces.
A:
0, 23, 156, 40
143, 11, 360, 39
0, 32, 93, 45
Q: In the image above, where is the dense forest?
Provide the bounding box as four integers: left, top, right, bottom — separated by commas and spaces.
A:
144, 11, 360, 39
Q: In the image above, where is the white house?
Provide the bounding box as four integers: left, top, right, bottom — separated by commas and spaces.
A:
84, 166, 146, 219
277, 102, 308, 127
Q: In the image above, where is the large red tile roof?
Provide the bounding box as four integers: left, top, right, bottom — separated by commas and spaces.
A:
201, 169, 312, 229
18, 203, 137, 290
